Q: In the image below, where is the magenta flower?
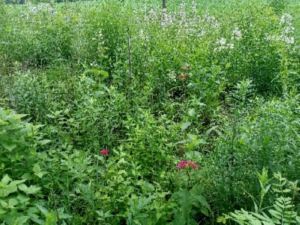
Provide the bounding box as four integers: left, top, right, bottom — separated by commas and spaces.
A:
177, 160, 198, 170
100, 149, 110, 155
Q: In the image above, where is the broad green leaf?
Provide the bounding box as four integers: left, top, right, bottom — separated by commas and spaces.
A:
85, 78, 96, 85
19, 184, 41, 195
30, 217, 45, 225
180, 122, 191, 131
2, 142, 17, 151
0, 119, 8, 125
33, 164, 47, 178
38, 140, 51, 145
0, 200, 8, 208
172, 189, 192, 222
185, 150, 202, 160
188, 108, 195, 117
12, 114, 27, 120
12, 216, 30, 225
45, 210, 58, 224
201, 207, 209, 216
33, 164, 41, 173
1, 175, 11, 185
35, 204, 49, 217
0, 177, 18, 197
0, 184, 18, 197
252, 219, 262, 225
10, 179, 26, 186
8, 198, 18, 208
85, 69, 100, 75
35, 172, 47, 179
57, 208, 72, 219
100, 70, 109, 77
0, 208, 7, 215
17, 194, 30, 204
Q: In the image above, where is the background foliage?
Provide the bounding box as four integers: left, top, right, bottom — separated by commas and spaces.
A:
0, 0, 300, 224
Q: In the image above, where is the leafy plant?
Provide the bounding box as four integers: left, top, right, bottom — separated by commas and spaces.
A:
218, 169, 300, 225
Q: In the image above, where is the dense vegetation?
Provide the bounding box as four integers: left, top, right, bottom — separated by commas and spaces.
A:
0, 0, 300, 224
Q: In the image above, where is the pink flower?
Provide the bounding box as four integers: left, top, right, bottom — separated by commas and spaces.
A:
177, 160, 198, 170
100, 149, 110, 155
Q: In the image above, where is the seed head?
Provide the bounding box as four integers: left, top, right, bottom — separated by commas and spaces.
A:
178, 74, 187, 81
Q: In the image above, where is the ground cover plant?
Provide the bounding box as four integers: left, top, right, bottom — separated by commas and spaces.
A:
0, 0, 300, 224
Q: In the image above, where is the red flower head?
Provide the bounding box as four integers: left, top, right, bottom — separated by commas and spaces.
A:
100, 149, 110, 155
177, 160, 198, 170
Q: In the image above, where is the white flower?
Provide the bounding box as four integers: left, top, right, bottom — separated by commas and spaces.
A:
217, 38, 227, 45
148, 8, 158, 21
161, 10, 174, 28
232, 26, 242, 40
228, 43, 234, 49
279, 13, 295, 45
139, 29, 149, 43
280, 13, 292, 26
191, 1, 197, 14
284, 26, 295, 34
281, 36, 294, 44
214, 41, 234, 52
167, 70, 177, 82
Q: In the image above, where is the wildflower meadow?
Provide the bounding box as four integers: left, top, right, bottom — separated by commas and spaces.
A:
1, 0, 300, 224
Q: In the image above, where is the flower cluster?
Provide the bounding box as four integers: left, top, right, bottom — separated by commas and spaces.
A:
100, 149, 110, 155
214, 38, 234, 52
177, 160, 199, 170
280, 13, 295, 45
232, 25, 242, 40
265, 13, 296, 45
27, 3, 55, 15
161, 8, 175, 29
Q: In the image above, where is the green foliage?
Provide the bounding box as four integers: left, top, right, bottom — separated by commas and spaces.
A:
0, 0, 300, 224
171, 185, 213, 225
218, 170, 300, 225
0, 108, 43, 177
